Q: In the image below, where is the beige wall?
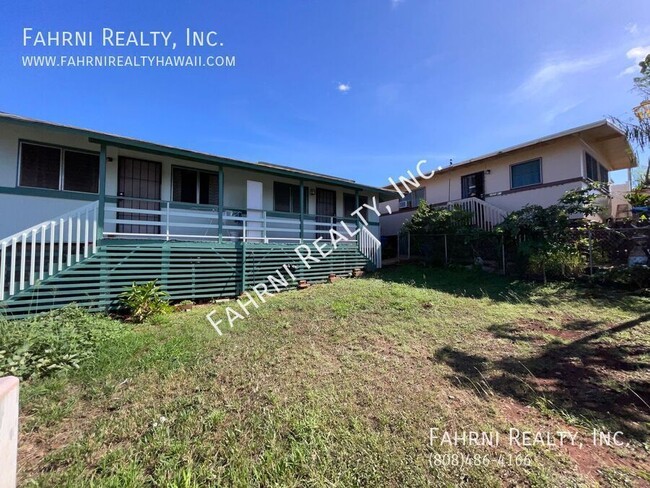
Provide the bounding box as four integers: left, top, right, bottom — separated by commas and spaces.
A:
380, 136, 617, 236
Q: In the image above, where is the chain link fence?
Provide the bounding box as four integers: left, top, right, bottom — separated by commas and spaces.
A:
383, 227, 650, 279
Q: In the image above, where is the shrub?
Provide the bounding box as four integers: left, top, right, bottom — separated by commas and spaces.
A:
402, 200, 474, 235
0, 306, 125, 380
589, 265, 650, 290
527, 246, 586, 280
118, 281, 172, 323
625, 190, 650, 207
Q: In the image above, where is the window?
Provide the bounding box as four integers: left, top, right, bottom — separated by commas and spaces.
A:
19, 141, 99, 193
172, 167, 219, 205
63, 151, 99, 193
399, 187, 426, 208
585, 153, 609, 183
19, 143, 61, 189
510, 159, 541, 189
343, 193, 368, 219
274, 182, 308, 213
461, 172, 485, 199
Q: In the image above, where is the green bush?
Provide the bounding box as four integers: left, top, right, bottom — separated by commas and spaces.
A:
0, 306, 125, 380
118, 281, 172, 323
624, 190, 650, 207
589, 265, 650, 290
527, 247, 586, 280
402, 200, 474, 235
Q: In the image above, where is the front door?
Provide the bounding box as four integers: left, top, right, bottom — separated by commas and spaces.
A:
117, 157, 162, 234
316, 188, 336, 238
461, 171, 485, 199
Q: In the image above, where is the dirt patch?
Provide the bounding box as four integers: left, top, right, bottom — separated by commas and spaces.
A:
515, 318, 583, 341
497, 398, 649, 485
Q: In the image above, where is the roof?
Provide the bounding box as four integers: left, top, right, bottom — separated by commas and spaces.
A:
0, 112, 393, 197
384, 120, 635, 188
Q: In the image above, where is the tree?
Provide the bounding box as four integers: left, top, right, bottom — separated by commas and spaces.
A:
612, 52, 650, 150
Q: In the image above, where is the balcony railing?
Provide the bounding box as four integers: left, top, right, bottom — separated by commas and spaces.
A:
103, 196, 371, 243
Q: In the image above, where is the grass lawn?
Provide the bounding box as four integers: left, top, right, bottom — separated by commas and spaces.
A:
14, 266, 650, 487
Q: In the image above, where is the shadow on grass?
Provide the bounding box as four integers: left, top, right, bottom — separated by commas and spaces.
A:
434, 314, 650, 441
374, 264, 650, 314
374, 264, 538, 300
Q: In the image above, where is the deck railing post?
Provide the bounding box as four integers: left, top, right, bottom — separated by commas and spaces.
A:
49, 223, 55, 276
29, 230, 36, 286
299, 180, 305, 243
166, 202, 170, 241
263, 211, 268, 244
240, 240, 247, 294
97, 144, 107, 242
19, 234, 26, 291
9, 238, 17, 296
218, 166, 224, 244
0, 241, 6, 301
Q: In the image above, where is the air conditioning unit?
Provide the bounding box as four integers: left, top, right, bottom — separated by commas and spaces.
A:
399, 200, 410, 209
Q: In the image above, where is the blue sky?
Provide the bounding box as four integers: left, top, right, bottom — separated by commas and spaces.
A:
0, 0, 649, 186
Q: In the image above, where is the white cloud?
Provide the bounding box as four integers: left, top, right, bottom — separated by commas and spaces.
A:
513, 54, 607, 100
620, 45, 650, 76
625, 23, 639, 36
542, 100, 583, 124
337, 82, 351, 93
391, 0, 405, 8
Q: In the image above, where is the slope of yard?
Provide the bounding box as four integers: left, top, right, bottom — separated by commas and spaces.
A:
14, 266, 650, 487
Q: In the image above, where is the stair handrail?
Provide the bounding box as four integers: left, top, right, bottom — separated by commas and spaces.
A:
447, 197, 508, 218
446, 197, 508, 231
359, 226, 382, 269
0, 201, 99, 301
0, 201, 99, 247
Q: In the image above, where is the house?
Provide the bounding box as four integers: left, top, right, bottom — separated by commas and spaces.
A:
380, 120, 635, 237
0, 112, 389, 318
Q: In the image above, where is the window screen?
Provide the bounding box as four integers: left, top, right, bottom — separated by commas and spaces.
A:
173, 168, 198, 203
399, 187, 426, 207
585, 153, 609, 183
19, 143, 61, 190
344, 193, 368, 219
597, 163, 609, 183
199, 172, 218, 205
510, 159, 541, 189
63, 150, 99, 193
274, 182, 307, 213
586, 153, 598, 180
173, 168, 219, 204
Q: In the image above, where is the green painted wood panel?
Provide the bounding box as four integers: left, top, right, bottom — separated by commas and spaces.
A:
1, 240, 370, 319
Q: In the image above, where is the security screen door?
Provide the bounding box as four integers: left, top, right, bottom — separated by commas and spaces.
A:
316, 188, 336, 239
117, 157, 162, 235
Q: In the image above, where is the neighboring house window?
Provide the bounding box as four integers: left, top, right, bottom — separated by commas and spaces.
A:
585, 153, 609, 183
343, 193, 368, 219
274, 182, 308, 213
399, 187, 426, 208
510, 159, 541, 189
172, 167, 219, 205
461, 171, 485, 199
19, 141, 99, 193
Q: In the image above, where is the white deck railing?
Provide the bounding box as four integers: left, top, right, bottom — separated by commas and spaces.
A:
0, 201, 99, 301
103, 197, 374, 244
446, 197, 508, 231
